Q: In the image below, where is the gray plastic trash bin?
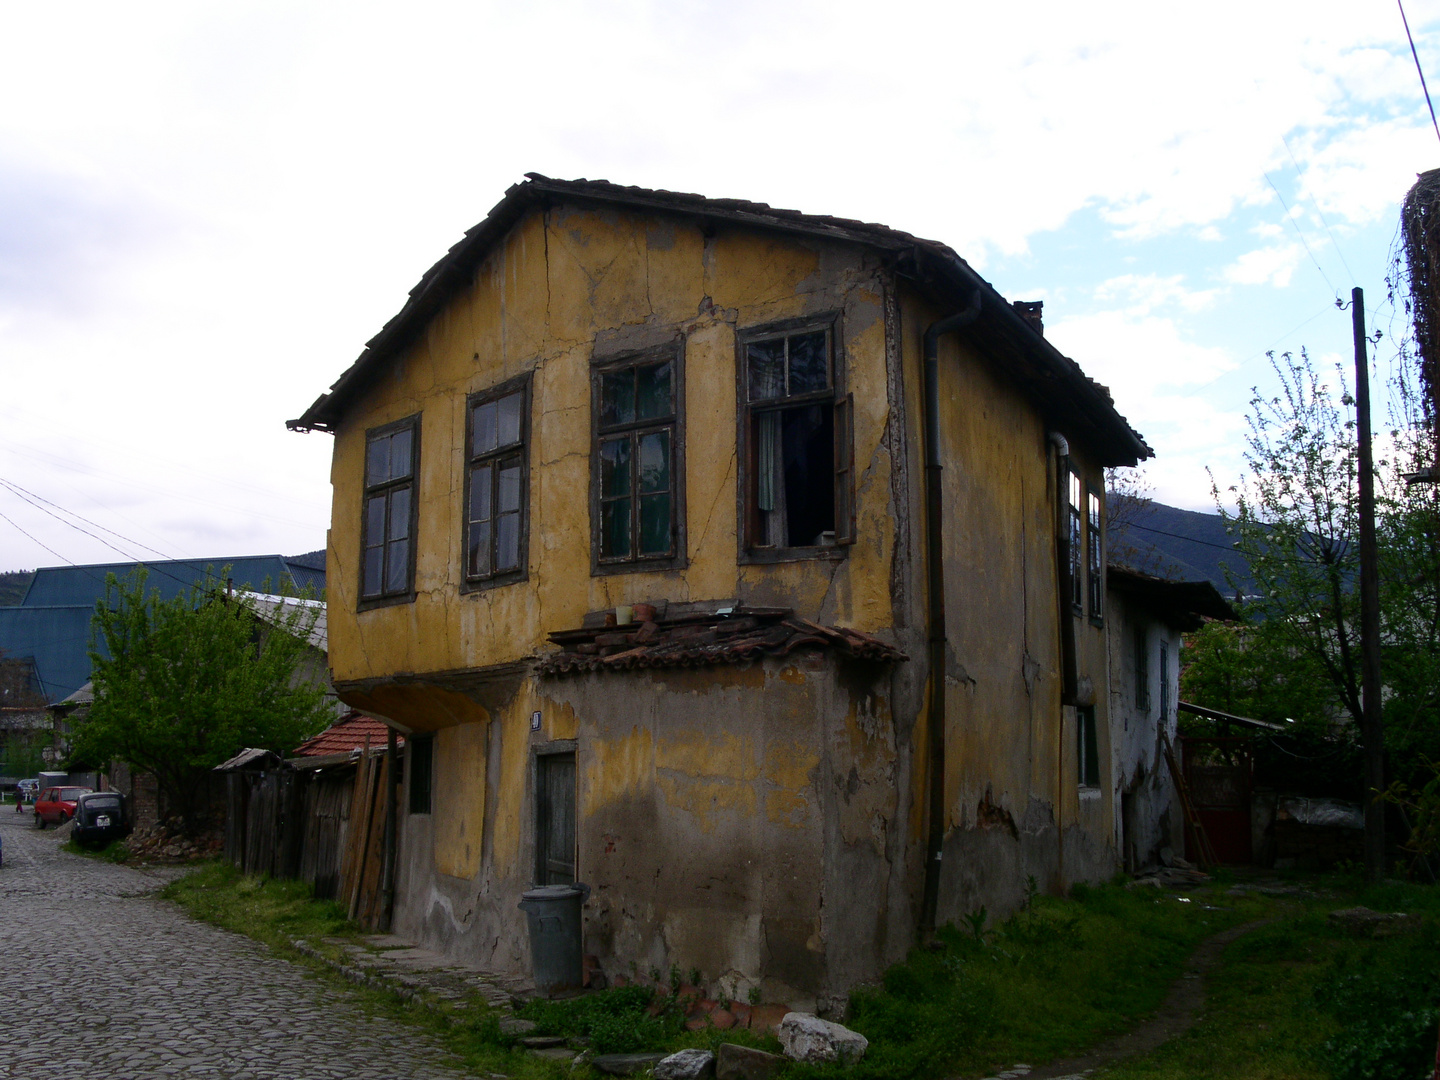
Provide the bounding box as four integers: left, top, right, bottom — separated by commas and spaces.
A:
518, 882, 590, 995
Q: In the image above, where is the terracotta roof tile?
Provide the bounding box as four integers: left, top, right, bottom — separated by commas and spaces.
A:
294, 712, 400, 756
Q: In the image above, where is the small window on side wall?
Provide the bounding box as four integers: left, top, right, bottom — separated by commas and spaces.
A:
465, 376, 530, 589
361, 416, 419, 605
1087, 488, 1104, 621
1068, 470, 1084, 612
592, 348, 684, 572
738, 320, 854, 558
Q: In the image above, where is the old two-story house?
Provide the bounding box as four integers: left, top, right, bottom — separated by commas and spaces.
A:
290, 175, 1150, 1011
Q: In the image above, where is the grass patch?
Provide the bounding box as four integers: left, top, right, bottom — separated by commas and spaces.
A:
1102, 878, 1440, 1080
162, 860, 359, 954
788, 880, 1266, 1080
63, 836, 134, 863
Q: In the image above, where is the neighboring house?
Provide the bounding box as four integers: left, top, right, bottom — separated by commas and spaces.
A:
1105, 567, 1235, 871
0, 555, 326, 704
294, 711, 400, 756
290, 175, 1151, 1010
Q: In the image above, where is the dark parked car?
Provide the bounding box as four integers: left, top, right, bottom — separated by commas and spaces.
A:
34, 786, 92, 827
72, 792, 129, 848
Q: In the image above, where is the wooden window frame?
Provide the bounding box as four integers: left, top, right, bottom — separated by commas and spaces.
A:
358, 413, 421, 612
1087, 485, 1104, 624
589, 343, 688, 576
735, 313, 854, 565
461, 373, 532, 594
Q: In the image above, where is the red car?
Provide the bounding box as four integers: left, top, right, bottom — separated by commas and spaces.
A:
34, 786, 92, 828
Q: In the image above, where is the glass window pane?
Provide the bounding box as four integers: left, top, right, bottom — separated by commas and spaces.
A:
602, 498, 631, 559
601, 370, 635, 428
473, 400, 499, 455
496, 512, 520, 571
365, 496, 386, 547
636, 362, 672, 420
498, 463, 521, 513
747, 340, 784, 401
385, 537, 409, 594
362, 545, 383, 597
388, 487, 410, 541
497, 391, 523, 447
638, 430, 669, 493
788, 331, 828, 394
470, 464, 492, 524
366, 436, 389, 486
600, 438, 631, 498
390, 427, 413, 480
639, 493, 671, 555
469, 521, 491, 578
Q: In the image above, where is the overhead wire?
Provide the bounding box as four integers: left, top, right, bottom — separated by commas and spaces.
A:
1280, 134, 1357, 288
1398, 0, 1440, 148
0, 478, 178, 562
0, 510, 106, 584
1263, 171, 1340, 300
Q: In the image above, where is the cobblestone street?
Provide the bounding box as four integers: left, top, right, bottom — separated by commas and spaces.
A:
0, 814, 472, 1079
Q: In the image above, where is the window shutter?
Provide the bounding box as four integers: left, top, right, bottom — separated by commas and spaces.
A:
833, 392, 856, 545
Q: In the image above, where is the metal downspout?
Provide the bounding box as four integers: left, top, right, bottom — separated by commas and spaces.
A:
918, 290, 982, 938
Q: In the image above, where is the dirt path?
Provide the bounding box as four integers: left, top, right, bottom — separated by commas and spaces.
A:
977, 918, 1273, 1080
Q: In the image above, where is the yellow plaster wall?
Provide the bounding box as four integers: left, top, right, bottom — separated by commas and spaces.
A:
326, 205, 899, 693
433, 721, 488, 879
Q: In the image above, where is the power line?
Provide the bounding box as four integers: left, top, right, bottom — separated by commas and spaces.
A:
1281, 134, 1357, 288
1398, 0, 1440, 148
1264, 172, 1339, 299
0, 510, 105, 583
1118, 519, 1242, 553
0, 478, 177, 562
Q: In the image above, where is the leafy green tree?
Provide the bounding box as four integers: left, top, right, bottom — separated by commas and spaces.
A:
1196, 350, 1440, 793
76, 569, 334, 833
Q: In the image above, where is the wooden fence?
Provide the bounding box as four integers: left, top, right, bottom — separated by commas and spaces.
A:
220, 743, 398, 926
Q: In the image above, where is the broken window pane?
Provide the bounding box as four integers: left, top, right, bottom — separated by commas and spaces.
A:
638, 431, 669, 493
637, 362, 672, 420
600, 438, 631, 498
601, 370, 635, 427
788, 331, 828, 395
469, 520, 491, 578
747, 340, 784, 401
497, 392, 522, 447
474, 400, 499, 455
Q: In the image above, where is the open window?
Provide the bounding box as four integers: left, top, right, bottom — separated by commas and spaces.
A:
464, 375, 530, 590
738, 319, 854, 559
360, 415, 419, 607
1077, 705, 1100, 788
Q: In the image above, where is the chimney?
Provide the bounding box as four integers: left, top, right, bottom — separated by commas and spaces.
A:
1013, 300, 1044, 336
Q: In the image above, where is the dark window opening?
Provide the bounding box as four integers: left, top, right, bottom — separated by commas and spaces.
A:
1087, 489, 1104, 620
536, 751, 576, 885
593, 353, 681, 568
1077, 705, 1100, 788
741, 325, 853, 553
466, 379, 529, 586
1159, 641, 1171, 726
409, 735, 434, 815
361, 418, 418, 602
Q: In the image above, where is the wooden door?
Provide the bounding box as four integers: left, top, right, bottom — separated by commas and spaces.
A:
536, 752, 576, 885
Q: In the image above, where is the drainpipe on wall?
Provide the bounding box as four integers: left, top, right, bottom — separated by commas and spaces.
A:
918, 289, 982, 939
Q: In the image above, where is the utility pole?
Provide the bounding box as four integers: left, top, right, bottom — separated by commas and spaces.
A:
1353, 286, 1386, 882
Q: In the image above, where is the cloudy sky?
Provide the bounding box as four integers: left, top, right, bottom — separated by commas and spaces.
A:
2, 0, 1438, 572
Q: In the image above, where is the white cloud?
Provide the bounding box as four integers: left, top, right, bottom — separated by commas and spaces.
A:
1224, 243, 1306, 287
